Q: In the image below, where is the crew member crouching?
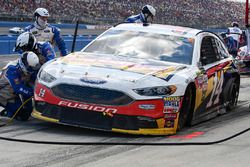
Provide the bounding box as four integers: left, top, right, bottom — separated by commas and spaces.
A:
0, 52, 41, 120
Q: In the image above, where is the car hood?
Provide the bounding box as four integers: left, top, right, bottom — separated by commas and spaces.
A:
45, 52, 188, 82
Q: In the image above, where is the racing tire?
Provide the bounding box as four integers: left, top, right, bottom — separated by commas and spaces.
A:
226, 81, 239, 111
178, 86, 194, 130
15, 111, 31, 121
14, 107, 32, 121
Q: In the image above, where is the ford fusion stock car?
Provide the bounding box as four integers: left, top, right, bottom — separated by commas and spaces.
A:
32, 23, 240, 135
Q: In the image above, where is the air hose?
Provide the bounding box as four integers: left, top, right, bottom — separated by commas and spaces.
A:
0, 96, 33, 127
0, 128, 249, 146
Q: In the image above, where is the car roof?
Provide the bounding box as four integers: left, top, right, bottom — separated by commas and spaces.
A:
113, 23, 202, 38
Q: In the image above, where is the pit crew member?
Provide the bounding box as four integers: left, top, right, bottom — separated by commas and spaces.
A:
226, 22, 243, 57
24, 8, 68, 56
125, 5, 156, 23
14, 32, 56, 65
0, 52, 41, 120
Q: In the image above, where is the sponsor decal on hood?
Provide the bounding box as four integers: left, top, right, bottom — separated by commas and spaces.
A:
60, 53, 185, 81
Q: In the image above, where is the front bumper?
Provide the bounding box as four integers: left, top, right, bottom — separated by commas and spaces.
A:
32, 82, 181, 135
32, 101, 178, 135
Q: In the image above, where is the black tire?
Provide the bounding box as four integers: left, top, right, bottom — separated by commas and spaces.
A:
178, 86, 194, 130
226, 81, 239, 111
15, 111, 30, 121
14, 107, 32, 121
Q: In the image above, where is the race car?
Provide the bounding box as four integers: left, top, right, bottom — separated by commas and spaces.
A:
32, 23, 240, 135
9, 27, 24, 34
236, 45, 250, 73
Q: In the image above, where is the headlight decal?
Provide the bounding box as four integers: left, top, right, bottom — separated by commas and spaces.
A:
39, 70, 57, 83
133, 85, 177, 96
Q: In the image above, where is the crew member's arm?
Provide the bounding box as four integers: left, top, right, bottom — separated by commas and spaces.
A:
42, 42, 56, 62
52, 27, 68, 56
5, 66, 33, 97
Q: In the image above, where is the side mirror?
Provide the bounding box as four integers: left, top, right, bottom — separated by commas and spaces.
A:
200, 55, 209, 66
197, 62, 202, 68
197, 62, 206, 74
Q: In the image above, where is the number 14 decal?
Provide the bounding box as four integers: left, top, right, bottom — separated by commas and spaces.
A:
207, 70, 224, 108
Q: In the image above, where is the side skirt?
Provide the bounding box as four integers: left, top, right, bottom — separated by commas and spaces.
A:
191, 105, 226, 125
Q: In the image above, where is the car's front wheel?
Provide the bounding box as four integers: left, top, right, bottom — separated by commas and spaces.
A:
178, 86, 194, 130
226, 80, 239, 111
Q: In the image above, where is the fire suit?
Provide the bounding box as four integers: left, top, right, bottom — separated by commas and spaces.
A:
0, 61, 35, 120
125, 13, 145, 23
226, 27, 243, 49
33, 41, 56, 65
25, 22, 68, 56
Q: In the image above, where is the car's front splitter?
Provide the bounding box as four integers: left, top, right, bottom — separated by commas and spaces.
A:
32, 109, 178, 135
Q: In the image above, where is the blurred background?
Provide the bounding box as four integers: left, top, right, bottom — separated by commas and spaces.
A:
0, 0, 246, 54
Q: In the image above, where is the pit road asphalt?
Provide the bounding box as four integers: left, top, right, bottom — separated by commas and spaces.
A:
0, 55, 250, 167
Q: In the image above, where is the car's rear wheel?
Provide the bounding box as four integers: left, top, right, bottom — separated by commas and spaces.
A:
227, 81, 239, 111
178, 86, 194, 130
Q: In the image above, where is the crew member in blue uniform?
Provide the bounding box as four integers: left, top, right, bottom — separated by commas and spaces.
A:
125, 5, 156, 23
0, 52, 41, 120
226, 22, 243, 57
25, 8, 68, 56
14, 32, 56, 65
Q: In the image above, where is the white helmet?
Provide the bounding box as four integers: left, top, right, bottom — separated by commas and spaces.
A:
142, 5, 156, 17
34, 8, 50, 29
34, 8, 50, 17
14, 32, 36, 52
19, 51, 41, 74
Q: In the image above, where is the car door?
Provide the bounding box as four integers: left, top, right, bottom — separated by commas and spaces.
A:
213, 35, 239, 109
194, 34, 233, 117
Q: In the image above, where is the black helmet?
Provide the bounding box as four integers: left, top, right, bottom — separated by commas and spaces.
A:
14, 32, 36, 52
142, 5, 156, 17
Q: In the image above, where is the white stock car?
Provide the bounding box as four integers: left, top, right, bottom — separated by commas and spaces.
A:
32, 23, 240, 135
236, 45, 250, 73
9, 27, 24, 34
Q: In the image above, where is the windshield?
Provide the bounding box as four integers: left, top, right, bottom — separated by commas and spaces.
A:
83, 30, 194, 65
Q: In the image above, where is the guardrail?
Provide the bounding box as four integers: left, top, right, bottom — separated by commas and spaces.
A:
0, 34, 97, 55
